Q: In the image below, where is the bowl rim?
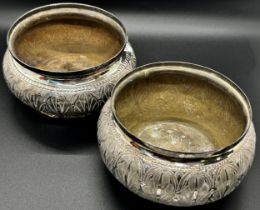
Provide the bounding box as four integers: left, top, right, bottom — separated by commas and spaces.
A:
111, 61, 252, 160
7, 2, 127, 78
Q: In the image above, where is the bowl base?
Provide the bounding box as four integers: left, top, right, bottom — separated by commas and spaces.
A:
135, 120, 216, 153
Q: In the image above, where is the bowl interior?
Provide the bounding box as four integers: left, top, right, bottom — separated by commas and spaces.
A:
9, 5, 125, 73
114, 65, 248, 154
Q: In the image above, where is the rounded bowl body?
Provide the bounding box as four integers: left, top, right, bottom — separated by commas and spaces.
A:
97, 62, 256, 206
3, 3, 136, 118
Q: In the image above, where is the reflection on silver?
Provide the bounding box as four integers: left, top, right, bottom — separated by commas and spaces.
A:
3, 3, 136, 118
98, 62, 256, 206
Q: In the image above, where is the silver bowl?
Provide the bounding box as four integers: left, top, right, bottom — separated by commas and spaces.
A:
3, 3, 136, 118
98, 62, 256, 206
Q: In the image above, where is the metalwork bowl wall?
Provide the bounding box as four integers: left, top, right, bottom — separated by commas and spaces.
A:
97, 62, 256, 206
3, 44, 136, 118
3, 3, 136, 118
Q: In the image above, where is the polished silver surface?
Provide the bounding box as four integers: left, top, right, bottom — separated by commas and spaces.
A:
98, 62, 256, 206
3, 3, 136, 118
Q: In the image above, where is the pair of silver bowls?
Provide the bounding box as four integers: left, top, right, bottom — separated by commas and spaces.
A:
3, 3, 256, 207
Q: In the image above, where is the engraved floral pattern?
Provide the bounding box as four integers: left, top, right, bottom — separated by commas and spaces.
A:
3, 43, 136, 117
97, 101, 256, 206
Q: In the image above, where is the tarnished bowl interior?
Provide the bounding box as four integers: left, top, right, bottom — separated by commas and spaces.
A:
113, 63, 250, 154
8, 4, 125, 73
